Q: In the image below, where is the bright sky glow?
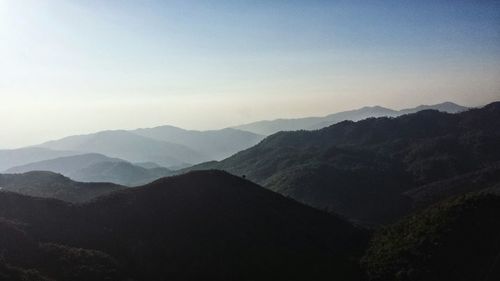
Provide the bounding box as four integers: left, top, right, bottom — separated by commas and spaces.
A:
1, 0, 500, 148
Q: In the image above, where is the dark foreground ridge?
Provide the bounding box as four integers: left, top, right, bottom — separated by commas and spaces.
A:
0, 171, 125, 202
362, 193, 500, 281
0, 170, 367, 281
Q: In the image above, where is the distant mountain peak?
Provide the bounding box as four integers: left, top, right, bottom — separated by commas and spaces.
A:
437, 101, 460, 106
360, 105, 391, 110
399, 102, 468, 114
233, 102, 468, 135
12, 170, 70, 180
0, 170, 125, 203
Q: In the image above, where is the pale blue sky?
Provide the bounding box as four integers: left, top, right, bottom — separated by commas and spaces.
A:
1, 0, 500, 148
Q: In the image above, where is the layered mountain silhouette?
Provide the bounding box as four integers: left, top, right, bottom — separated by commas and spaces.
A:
133, 126, 265, 160
0, 170, 367, 281
0, 171, 125, 202
0, 127, 262, 184
0, 147, 79, 172
0, 102, 465, 178
32, 127, 263, 169
233, 102, 467, 135
134, 161, 163, 169
188, 102, 500, 224
6, 153, 123, 175
37, 130, 209, 168
6, 153, 173, 186
1, 101, 498, 281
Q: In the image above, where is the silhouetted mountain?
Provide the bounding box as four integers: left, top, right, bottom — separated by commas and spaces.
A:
308, 106, 398, 131
362, 193, 500, 281
0, 170, 367, 281
0, 147, 79, 172
2, 126, 259, 185
73, 161, 172, 186
133, 126, 264, 160
38, 130, 209, 168
32, 127, 263, 168
188, 102, 500, 224
397, 101, 467, 115
133, 161, 163, 169
6, 153, 173, 186
233, 106, 395, 135
233, 102, 468, 135
6, 153, 123, 175
0, 171, 125, 202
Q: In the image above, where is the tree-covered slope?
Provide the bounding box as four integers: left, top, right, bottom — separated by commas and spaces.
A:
187, 102, 500, 224
0, 217, 125, 281
0, 170, 368, 281
362, 193, 500, 281
0, 171, 125, 203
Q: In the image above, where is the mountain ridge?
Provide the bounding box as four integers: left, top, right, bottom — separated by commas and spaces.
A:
185, 102, 500, 224
233, 102, 468, 135
0, 147, 80, 172
0, 171, 126, 202
6, 153, 173, 186
0, 170, 367, 281
132, 126, 264, 160
37, 130, 210, 168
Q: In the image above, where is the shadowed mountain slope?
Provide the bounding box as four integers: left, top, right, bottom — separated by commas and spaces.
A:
188, 102, 500, 224
362, 193, 500, 281
0, 215, 125, 281
73, 161, 172, 186
404, 162, 500, 209
0, 171, 125, 202
6, 153, 172, 186
0, 170, 367, 281
6, 153, 123, 175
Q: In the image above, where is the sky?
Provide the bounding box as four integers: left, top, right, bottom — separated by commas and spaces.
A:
1, 0, 500, 148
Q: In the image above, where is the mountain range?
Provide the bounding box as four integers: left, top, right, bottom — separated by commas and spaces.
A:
5, 153, 173, 186
1, 169, 499, 280
37, 130, 212, 168
1, 102, 466, 171
132, 126, 265, 160
233, 102, 467, 135
0, 147, 78, 172
1, 127, 264, 172
187, 102, 500, 225
0, 101, 499, 280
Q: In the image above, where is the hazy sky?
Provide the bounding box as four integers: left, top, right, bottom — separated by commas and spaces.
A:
1, 0, 500, 148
